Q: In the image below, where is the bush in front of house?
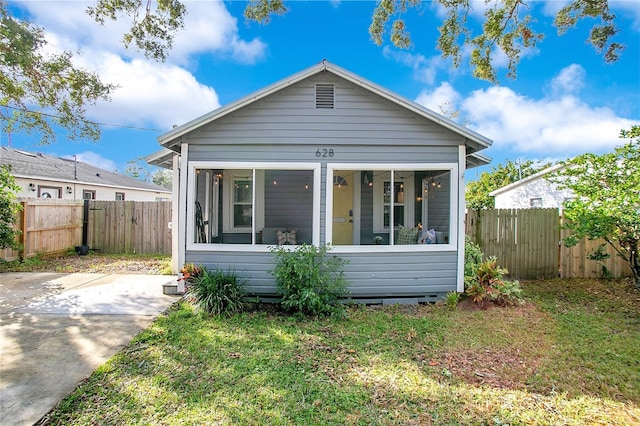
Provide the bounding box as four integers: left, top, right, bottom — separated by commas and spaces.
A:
464, 237, 524, 306
184, 265, 247, 316
270, 244, 349, 317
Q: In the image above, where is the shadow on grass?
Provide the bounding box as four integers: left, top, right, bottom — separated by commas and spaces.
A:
41, 283, 640, 425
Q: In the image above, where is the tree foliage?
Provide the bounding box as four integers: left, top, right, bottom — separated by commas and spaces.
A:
87, 0, 626, 83
466, 159, 546, 209
124, 158, 172, 189
0, 165, 22, 251
548, 126, 640, 288
1, 1, 115, 143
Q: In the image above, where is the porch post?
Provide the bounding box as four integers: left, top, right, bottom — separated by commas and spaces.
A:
457, 145, 467, 293
177, 143, 189, 273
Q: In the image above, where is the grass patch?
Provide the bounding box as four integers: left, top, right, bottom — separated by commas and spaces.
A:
40, 279, 640, 425
0, 252, 172, 274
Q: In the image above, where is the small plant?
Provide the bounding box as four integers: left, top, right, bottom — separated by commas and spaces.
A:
177, 263, 203, 289
270, 243, 349, 316
588, 244, 612, 280
444, 291, 460, 309
184, 266, 247, 316
465, 257, 524, 306
374, 236, 383, 245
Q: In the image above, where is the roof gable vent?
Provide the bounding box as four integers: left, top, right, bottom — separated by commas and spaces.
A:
315, 84, 334, 109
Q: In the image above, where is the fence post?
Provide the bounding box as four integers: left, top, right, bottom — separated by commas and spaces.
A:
18, 201, 27, 261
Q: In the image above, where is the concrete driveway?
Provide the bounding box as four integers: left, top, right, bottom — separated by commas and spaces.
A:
0, 272, 179, 426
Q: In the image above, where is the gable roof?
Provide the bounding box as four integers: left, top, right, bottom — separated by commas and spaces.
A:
156, 60, 492, 165
1, 147, 171, 193
489, 163, 566, 197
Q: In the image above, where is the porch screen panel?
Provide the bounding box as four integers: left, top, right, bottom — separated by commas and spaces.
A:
263, 170, 314, 244
333, 168, 452, 246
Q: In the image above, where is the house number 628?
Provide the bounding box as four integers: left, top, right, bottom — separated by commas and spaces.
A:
315, 148, 334, 158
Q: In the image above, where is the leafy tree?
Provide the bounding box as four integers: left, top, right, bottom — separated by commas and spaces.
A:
1, 1, 115, 143
152, 169, 172, 190
548, 126, 640, 289
466, 159, 545, 209
88, 0, 625, 83
124, 158, 172, 189
124, 159, 151, 181
0, 165, 22, 251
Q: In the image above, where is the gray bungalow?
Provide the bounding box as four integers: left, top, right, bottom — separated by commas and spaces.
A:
148, 61, 492, 302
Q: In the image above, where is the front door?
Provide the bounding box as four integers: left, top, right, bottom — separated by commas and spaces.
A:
332, 172, 353, 245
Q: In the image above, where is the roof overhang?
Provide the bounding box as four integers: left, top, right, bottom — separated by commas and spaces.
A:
146, 149, 176, 169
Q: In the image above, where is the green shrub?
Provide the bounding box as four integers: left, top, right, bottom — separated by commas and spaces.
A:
463, 238, 524, 306
464, 236, 483, 278
444, 291, 460, 309
270, 244, 349, 316
185, 266, 247, 316
465, 257, 524, 306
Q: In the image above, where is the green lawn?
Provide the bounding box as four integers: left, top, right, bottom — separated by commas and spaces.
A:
41, 278, 640, 425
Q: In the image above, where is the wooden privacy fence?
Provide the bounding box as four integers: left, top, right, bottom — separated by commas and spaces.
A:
1, 200, 171, 261
2, 199, 84, 261
466, 208, 632, 280
87, 200, 172, 254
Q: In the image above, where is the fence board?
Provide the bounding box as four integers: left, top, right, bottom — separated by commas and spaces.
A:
87, 201, 171, 254
466, 208, 632, 280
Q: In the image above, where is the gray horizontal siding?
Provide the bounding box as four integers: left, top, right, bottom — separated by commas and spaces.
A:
188, 144, 459, 163
185, 74, 466, 150
186, 250, 458, 298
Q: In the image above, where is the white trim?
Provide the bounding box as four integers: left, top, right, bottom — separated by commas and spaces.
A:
171, 155, 180, 273
186, 161, 321, 251
12, 174, 171, 194
456, 145, 466, 293
178, 144, 188, 271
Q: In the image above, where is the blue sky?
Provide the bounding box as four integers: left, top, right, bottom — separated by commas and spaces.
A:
4, 0, 640, 180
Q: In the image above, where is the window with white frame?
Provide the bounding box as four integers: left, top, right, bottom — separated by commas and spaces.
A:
329, 167, 454, 246
530, 197, 543, 208
191, 165, 318, 246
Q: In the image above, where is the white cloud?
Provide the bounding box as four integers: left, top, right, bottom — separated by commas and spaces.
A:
549, 64, 585, 95
415, 83, 461, 115
382, 46, 447, 84
79, 53, 220, 130
415, 67, 637, 157
462, 86, 635, 155
67, 151, 117, 172
19, 1, 266, 65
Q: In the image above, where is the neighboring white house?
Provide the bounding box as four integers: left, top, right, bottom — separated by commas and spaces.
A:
490, 164, 574, 209
1, 147, 171, 201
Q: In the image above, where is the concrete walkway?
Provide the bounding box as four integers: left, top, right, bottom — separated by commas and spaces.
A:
0, 272, 179, 426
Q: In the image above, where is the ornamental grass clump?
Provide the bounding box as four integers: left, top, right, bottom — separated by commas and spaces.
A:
184, 266, 247, 316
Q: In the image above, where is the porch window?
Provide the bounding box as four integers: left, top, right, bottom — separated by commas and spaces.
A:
329, 167, 454, 246
191, 165, 318, 246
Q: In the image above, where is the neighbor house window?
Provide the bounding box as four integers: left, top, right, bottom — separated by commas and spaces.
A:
39, 186, 61, 198
115, 192, 125, 200
83, 190, 96, 200
530, 198, 542, 208
328, 166, 454, 246
190, 164, 319, 246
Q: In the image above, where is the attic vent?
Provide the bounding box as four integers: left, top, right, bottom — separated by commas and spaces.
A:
315, 84, 334, 109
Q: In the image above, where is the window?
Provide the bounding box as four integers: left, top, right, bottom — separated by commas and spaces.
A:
190, 164, 319, 246
530, 198, 543, 208
83, 190, 96, 200
39, 186, 61, 198
115, 192, 125, 200
328, 166, 454, 246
